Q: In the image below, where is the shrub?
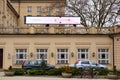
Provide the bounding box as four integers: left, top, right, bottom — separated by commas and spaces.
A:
47, 69, 57, 75
97, 68, 109, 75
12, 68, 25, 75
47, 67, 65, 75
8, 66, 12, 70
27, 69, 46, 75
62, 66, 73, 73
116, 70, 120, 76
40, 59, 47, 70
71, 68, 80, 75
55, 67, 64, 75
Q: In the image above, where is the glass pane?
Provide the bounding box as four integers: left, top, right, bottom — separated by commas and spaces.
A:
81, 54, 85, 58
101, 54, 105, 59
19, 54, 23, 59
61, 54, 65, 59
81, 61, 89, 64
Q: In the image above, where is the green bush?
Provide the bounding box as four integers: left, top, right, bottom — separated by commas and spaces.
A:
116, 70, 120, 76
47, 69, 57, 75
97, 68, 109, 75
13, 68, 25, 75
47, 67, 64, 75
55, 67, 64, 75
71, 68, 80, 75
27, 69, 46, 75
40, 60, 47, 70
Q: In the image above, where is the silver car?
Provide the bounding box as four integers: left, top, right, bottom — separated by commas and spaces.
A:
69, 60, 108, 69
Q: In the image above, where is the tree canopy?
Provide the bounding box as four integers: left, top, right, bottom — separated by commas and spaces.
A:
66, 0, 120, 27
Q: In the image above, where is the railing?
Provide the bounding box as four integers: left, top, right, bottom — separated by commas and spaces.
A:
0, 26, 119, 34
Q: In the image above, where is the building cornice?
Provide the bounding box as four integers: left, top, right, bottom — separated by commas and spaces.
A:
10, 0, 66, 3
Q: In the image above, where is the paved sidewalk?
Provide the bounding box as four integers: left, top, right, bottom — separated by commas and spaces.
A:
0, 76, 111, 80
0, 72, 111, 80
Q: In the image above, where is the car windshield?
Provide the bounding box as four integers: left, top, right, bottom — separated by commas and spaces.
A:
27, 60, 41, 65
29, 60, 38, 65
37, 60, 41, 65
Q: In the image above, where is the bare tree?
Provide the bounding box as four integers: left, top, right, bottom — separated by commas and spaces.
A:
66, 0, 120, 28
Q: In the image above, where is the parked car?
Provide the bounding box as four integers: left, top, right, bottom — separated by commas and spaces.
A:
69, 60, 108, 69
22, 60, 55, 70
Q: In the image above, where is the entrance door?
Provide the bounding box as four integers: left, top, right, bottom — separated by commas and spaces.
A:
0, 49, 3, 68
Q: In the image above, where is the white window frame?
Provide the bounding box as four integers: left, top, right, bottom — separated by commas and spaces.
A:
27, 6, 32, 12
78, 48, 88, 60
98, 48, 109, 64
16, 49, 27, 64
57, 49, 68, 64
37, 6, 41, 13
46, 6, 51, 13
36, 49, 48, 62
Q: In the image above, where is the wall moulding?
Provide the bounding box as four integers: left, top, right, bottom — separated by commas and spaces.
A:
96, 42, 112, 45
34, 42, 50, 45
55, 42, 70, 45
75, 42, 91, 45
14, 42, 30, 45
0, 42, 6, 45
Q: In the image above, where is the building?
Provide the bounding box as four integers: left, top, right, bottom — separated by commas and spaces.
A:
0, 0, 120, 70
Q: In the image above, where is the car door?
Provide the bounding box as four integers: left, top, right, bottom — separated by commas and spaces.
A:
81, 61, 90, 68
90, 61, 98, 68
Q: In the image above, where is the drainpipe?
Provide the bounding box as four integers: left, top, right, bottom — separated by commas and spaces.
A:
109, 35, 116, 73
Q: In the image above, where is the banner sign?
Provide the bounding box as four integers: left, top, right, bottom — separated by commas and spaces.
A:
25, 16, 80, 24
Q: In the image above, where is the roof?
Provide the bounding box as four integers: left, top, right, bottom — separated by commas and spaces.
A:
7, 0, 19, 17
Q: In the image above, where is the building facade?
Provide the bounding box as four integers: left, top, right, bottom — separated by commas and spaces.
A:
0, 0, 120, 70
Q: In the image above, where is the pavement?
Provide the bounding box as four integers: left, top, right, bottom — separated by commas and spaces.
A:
0, 72, 114, 80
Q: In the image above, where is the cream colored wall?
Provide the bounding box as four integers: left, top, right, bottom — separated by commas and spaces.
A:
0, 35, 113, 69
114, 35, 120, 70
11, 2, 65, 27
0, 0, 18, 28
0, 0, 3, 26
6, 6, 18, 27
0, 0, 5, 27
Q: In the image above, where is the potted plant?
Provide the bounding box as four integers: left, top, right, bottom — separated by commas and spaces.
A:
4, 66, 15, 76
62, 66, 73, 78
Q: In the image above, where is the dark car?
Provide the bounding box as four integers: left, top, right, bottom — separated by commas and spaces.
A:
22, 60, 55, 70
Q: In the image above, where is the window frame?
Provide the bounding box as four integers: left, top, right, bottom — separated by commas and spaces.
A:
37, 6, 41, 13
98, 48, 109, 64
15, 49, 27, 64
46, 6, 51, 13
36, 48, 48, 63
57, 48, 69, 64
78, 48, 88, 60
27, 6, 32, 12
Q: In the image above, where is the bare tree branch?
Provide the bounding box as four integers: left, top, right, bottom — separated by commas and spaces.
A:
66, 0, 120, 27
